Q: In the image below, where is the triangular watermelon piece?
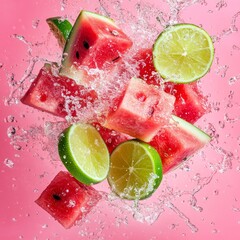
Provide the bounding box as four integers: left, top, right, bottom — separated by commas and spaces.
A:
150, 116, 211, 173
21, 64, 97, 118
60, 10, 133, 84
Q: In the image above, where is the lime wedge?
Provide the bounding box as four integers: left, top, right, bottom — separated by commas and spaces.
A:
108, 140, 163, 200
58, 123, 110, 185
153, 24, 214, 83
46, 17, 72, 47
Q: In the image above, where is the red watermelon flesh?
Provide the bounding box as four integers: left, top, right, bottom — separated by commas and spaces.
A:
133, 48, 209, 123
93, 122, 132, 153
21, 64, 97, 118
164, 82, 210, 124
104, 77, 175, 142
60, 10, 133, 84
133, 48, 161, 86
35, 171, 102, 229
149, 115, 211, 173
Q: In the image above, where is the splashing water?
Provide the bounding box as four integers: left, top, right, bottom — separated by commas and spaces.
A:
3, 0, 240, 237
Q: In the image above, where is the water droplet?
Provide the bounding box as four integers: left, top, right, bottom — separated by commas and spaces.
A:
32, 19, 40, 29
4, 158, 14, 168
7, 126, 16, 137
42, 224, 48, 229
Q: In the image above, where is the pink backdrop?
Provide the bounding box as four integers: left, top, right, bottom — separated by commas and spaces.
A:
1, 0, 240, 239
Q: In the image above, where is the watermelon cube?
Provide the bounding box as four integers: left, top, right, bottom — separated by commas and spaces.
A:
93, 122, 132, 153
149, 116, 211, 173
103, 77, 175, 142
164, 82, 210, 123
21, 64, 97, 118
60, 10, 133, 83
133, 48, 210, 123
133, 48, 161, 86
35, 171, 101, 229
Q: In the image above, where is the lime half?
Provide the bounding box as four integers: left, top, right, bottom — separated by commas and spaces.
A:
46, 17, 72, 47
153, 24, 214, 83
108, 140, 163, 200
58, 123, 110, 185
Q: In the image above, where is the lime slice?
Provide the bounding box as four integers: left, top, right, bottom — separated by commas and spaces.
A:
58, 123, 110, 185
153, 24, 214, 83
46, 17, 72, 47
108, 140, 163, 200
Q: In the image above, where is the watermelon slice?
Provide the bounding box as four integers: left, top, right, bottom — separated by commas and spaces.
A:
35, 171, 101, 229
103, 77, 175, 142
149, 115, 211, 173
164, 82, 210, 123
21, 64, 97, 118
60, 10, 133, 84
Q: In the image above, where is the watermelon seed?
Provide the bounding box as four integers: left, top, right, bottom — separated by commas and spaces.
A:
83, 41, 90, 49
112, 56, 120, 62
52, 194, 61, 201
76, 51, 80, 59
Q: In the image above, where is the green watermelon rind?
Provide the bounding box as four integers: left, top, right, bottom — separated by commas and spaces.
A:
46, 17, 72, 47
59, 10, 121, 81
171, 115, 211, 143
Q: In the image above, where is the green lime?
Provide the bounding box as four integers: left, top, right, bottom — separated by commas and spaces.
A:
58, 123, 110, 185
153, 23, 214, 83
108, 140, 163, 200
46, 17, 72, 47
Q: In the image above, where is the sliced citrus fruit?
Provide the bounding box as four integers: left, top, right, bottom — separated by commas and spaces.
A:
46, 17, 72, 47
108, 140, 163, 200
58, 123, 110, 185
153, 23, 214, 83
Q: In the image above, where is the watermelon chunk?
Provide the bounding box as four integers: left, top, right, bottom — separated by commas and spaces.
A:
133, 48, 161, 86
60, 10, 133, 84
35, 171, 101, 229
93, 122, 132, 153
21, 64, 97, 118
133, 48, 209, 123
149, 115, 211, 173
104, 77, 175, 142
164, 82, 210, 124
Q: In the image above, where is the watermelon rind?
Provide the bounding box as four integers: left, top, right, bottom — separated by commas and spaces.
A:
171, 115, 211, 143
47, 17, 72, 47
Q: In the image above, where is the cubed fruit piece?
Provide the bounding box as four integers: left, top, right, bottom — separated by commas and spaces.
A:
133, 48, 161, 86
60, 10, 133, 83
21, 64, 97, 118
35, 171, 101, 229
93, 122, 132, 153
103, 77, 175, 142
164, 82, 210, 123
149, 115, 211, 173
133, 48, 210, 123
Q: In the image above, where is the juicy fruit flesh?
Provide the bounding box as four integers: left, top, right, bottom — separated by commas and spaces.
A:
150, 116, 211, 173
60, 10, 133, 83
108, 140, 163, 200
153, 24, 214, 83
20, 65, 97, 118
35, 171, 101, 229
104, 77, 175, 142
58, 124, 110, 184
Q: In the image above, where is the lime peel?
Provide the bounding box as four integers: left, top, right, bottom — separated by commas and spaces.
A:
58, 123, 110, 185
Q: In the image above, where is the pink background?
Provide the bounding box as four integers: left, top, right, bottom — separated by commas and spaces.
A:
1, 0, 240, 239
